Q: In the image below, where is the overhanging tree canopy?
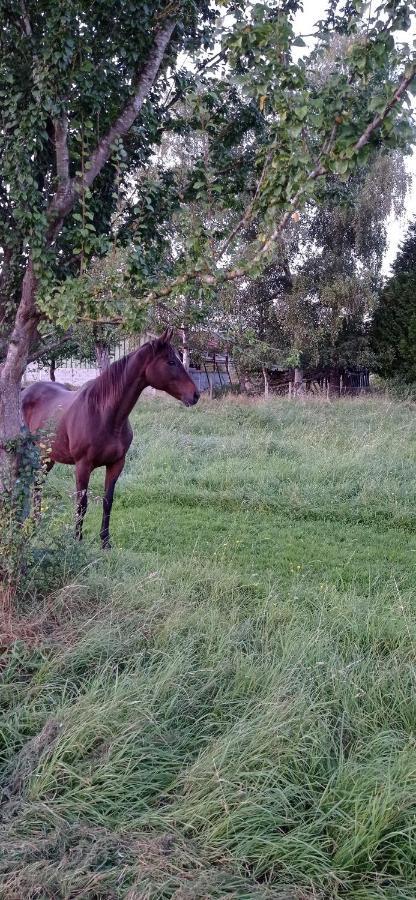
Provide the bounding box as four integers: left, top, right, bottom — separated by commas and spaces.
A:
0, 0, 218, 485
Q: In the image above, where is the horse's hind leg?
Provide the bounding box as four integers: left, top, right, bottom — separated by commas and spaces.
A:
100, 458, 125, 550
75, 460, 92, 541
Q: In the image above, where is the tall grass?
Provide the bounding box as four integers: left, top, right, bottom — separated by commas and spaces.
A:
1, 396, 416, 898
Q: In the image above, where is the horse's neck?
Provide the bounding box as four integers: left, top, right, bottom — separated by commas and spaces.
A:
109, 345, 150, 424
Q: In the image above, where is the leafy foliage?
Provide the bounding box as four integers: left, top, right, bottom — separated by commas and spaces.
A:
185, 146, 408, 382
0, 0, 218, 348
1, 0, 415, 352
281, 151, 408, 371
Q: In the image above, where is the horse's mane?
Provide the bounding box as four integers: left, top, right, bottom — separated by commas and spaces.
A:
86, 342, 153, 411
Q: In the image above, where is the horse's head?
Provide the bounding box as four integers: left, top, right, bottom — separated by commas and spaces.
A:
146, 328, 200, 407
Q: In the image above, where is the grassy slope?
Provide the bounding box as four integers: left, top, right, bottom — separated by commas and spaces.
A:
2, 396, 416, 899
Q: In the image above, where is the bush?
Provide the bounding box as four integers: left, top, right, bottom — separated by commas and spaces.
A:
371, 374, 416, 403
0, 428, 88, 611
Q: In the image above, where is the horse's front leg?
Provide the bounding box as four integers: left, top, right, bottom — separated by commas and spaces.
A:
100, 458, 125, 550
75, 460, 92, 541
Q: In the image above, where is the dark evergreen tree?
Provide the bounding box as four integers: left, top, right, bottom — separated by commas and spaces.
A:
371, 219, 416, 382
391, 220, 416, 275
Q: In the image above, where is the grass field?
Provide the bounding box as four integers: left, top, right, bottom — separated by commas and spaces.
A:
2, 395, 416, 899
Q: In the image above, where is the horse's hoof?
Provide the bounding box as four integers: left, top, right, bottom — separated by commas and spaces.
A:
102, 540, 112, 551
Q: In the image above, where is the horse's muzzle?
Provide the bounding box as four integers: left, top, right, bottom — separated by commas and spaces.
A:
184, 391, 200, 407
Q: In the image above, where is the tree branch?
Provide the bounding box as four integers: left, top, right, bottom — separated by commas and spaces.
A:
27, 329, 74, 364
0, 258, 39, 382
215, 153, 272, 262
85, 22, 176, 189
20, 0, 32, 38
354, 64, 416, 152
47, 20, 176, 241
238, 127, 336, 264
251, 64, 416, 263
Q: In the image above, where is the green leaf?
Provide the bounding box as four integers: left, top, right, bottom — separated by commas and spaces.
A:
335, 158, 349, 175
294, 106, 308, 121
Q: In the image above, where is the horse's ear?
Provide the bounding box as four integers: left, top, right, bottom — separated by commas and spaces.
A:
159, 326, 174, 345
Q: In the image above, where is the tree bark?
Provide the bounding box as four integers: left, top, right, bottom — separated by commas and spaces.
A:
262, 366, 269, 399
293, 367, 304, 397
181, 325, 190, 371
95, 342, 110, 372
0, 259, 38, 491
49, 357, 56, 381
0, 371, 22, 491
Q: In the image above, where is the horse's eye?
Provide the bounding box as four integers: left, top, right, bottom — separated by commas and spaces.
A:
168, 359, 176, 367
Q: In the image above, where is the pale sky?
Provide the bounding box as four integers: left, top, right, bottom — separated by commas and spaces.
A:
293, 2, 416, 275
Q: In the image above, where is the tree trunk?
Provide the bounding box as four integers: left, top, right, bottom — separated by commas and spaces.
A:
328, 366, 341, 398
293, 367, 304, 397
181, 326, 190, 371
49, 357, 56, 381
242, 375, 252, 393
0, 259, 38, 493
0, 371, 22, 492
95, 342, 110, 372
262, 366, 269, 399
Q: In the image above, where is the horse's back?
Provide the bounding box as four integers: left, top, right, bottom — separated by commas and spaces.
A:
22, 381, 77, 432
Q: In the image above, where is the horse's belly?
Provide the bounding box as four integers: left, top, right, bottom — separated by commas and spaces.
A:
66, 426, 125, 468
88, 440, 126, 467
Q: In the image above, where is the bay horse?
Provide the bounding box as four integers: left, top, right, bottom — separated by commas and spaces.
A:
21, 328, 199, 549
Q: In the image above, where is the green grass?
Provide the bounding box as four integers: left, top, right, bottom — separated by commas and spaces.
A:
2, 395, 416, 898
